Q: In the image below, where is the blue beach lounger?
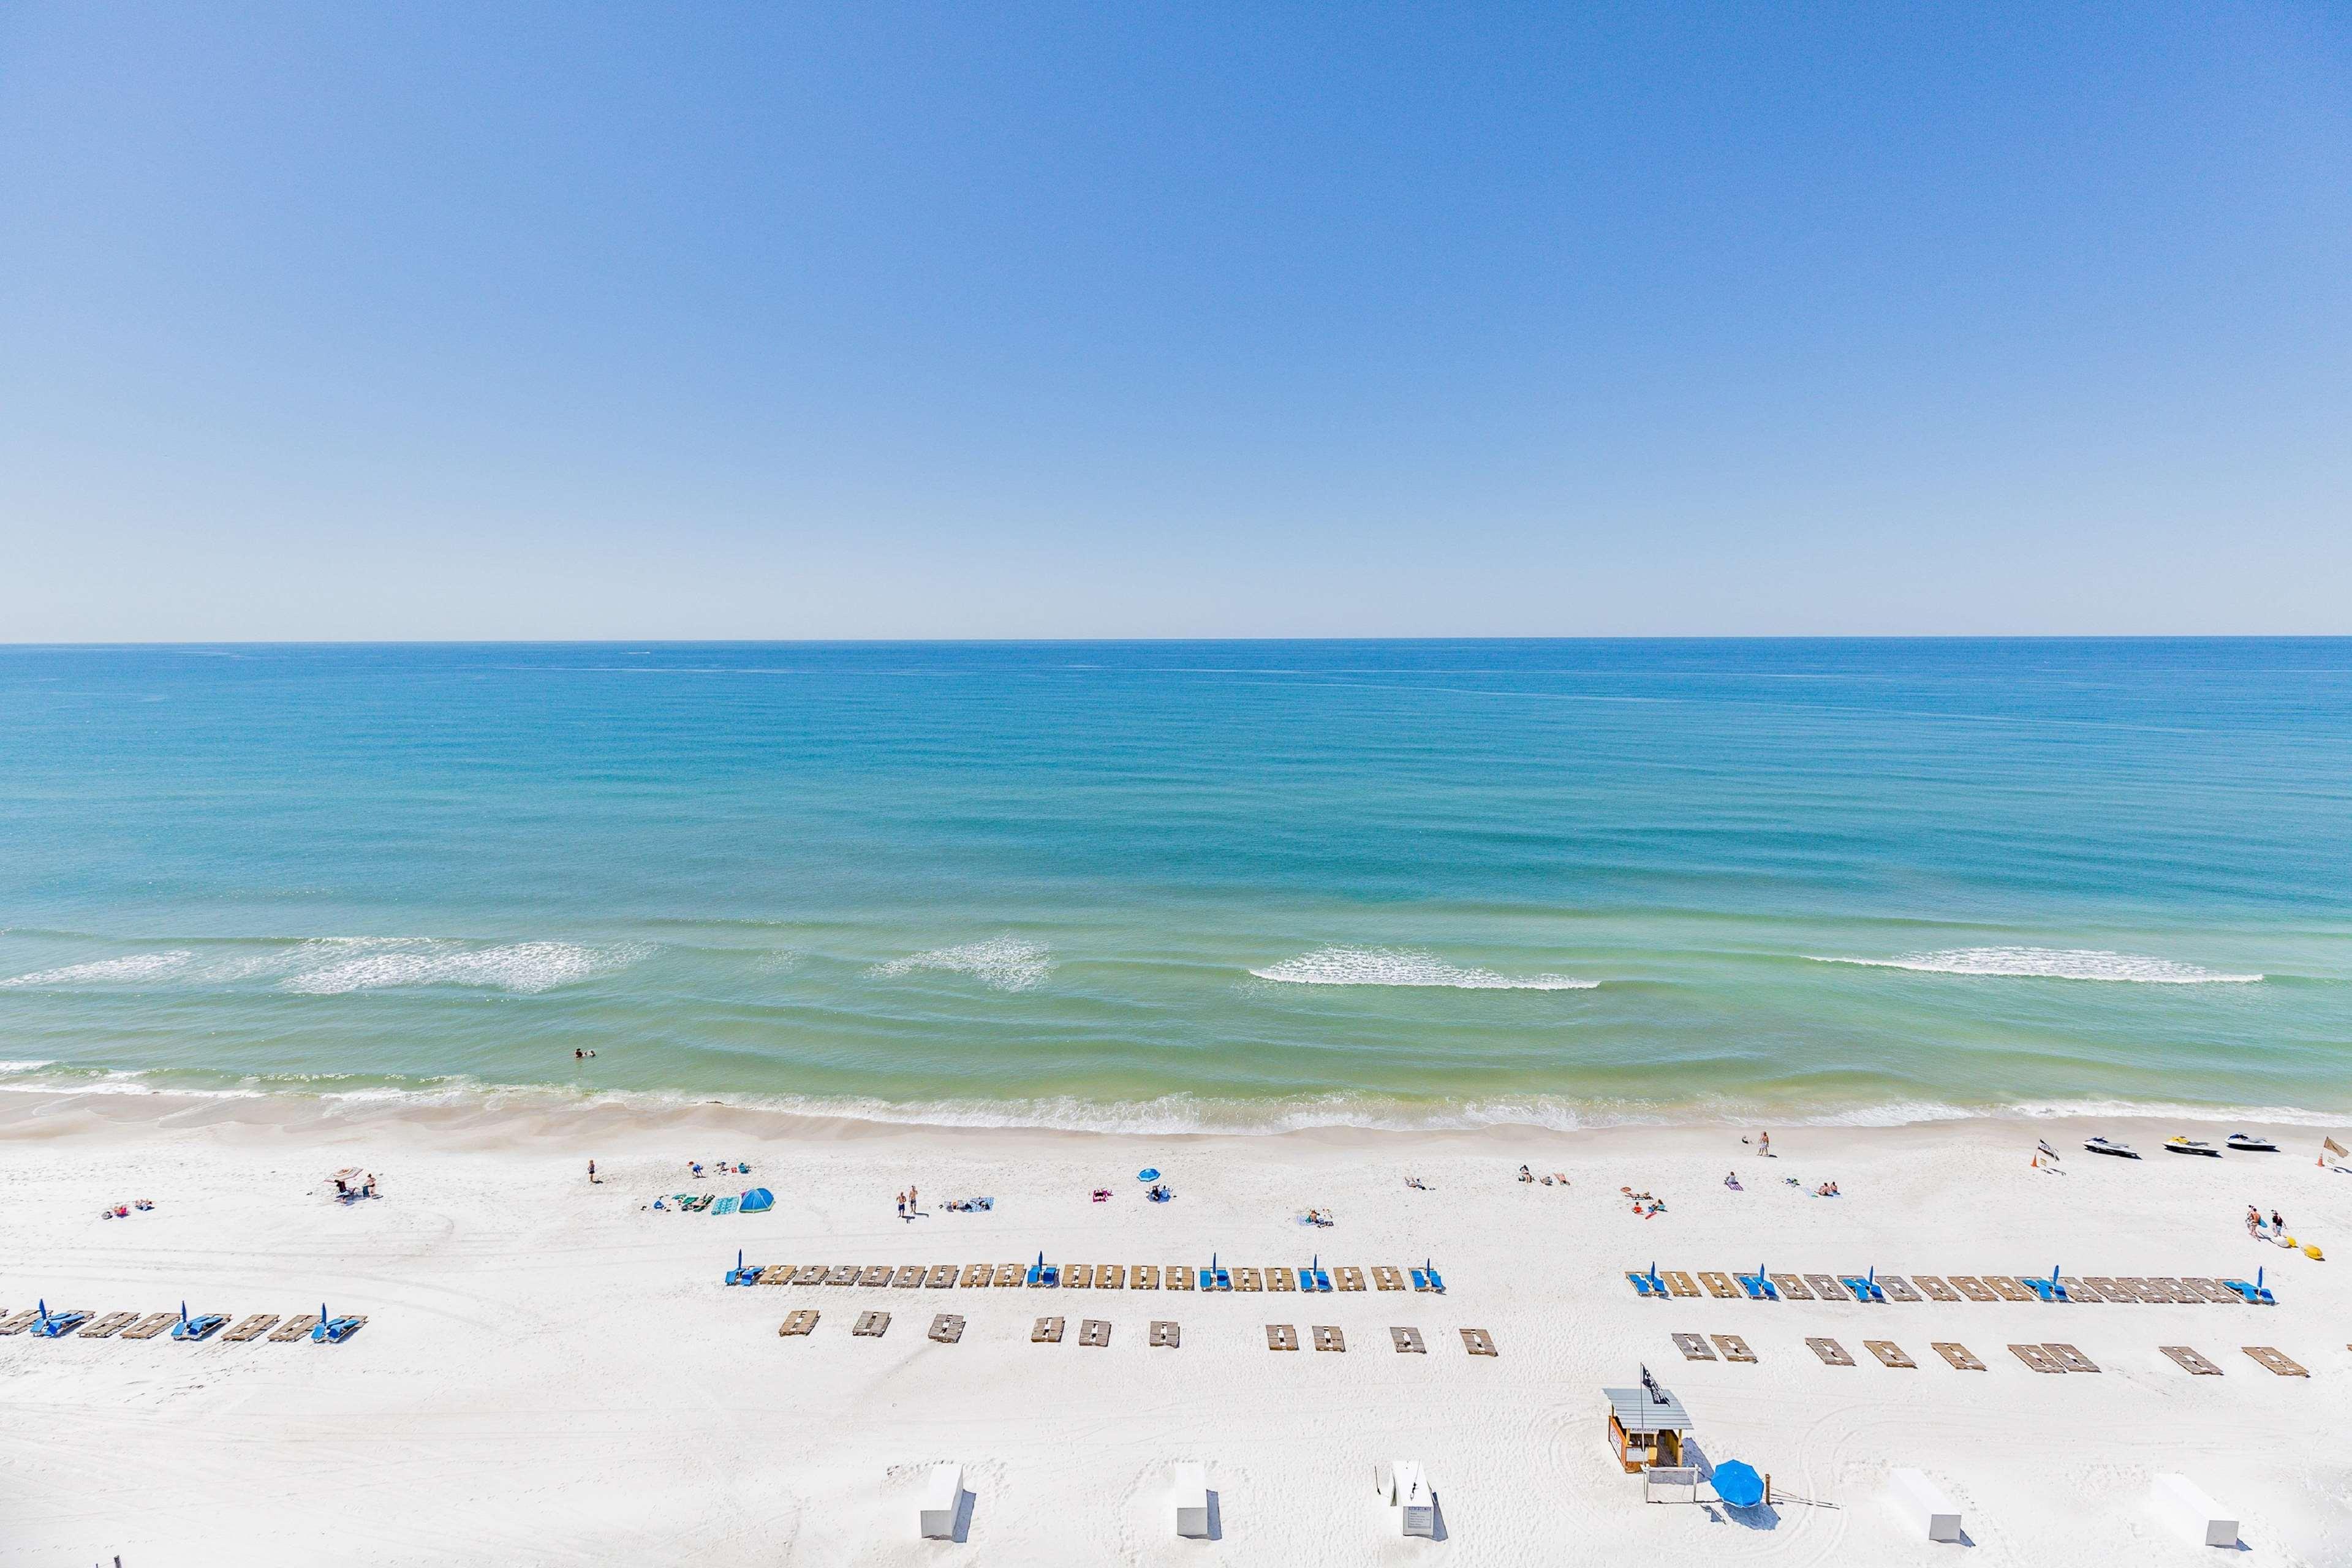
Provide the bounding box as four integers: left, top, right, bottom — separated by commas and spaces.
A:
2024, 1267, 2069, 1303
32, 1302, 91, 1338
1627, 1271, 1660, 1297
2225, 1268, 2275, 1306
725, 1250, 764, 1286
1027, 1252, 1059, 1288
1839, 1272, 1885, 1304
1410, 1259, 1445, 1293
171, 1302, 229, 1341
316, 1314, 365, 1344
1735, 1267, 1779, 1301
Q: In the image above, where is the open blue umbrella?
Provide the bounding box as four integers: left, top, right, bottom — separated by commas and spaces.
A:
1712, 1460, 1765, 1508
1137, 1168, 1159, 1182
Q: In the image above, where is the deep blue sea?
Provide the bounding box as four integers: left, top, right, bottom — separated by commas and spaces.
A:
1, 640, 2346, 1129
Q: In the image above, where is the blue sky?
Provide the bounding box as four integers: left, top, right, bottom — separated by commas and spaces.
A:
3, 4, 2347, 638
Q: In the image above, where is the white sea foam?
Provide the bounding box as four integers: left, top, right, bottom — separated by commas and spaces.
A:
868, 937, 1051, 992
0, 1059, 58, 1073
1809, 947, 2262, 984
1250, 946, 1598, 990
282, 940, 651, 995
0, 951, 196, 987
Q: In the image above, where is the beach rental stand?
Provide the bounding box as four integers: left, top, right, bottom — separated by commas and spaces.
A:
2151, 1474, 2237, 1548
918, 1462, 964, 1540
1889, 1468, 1962, 1543
1604, 1369, 1689, 1473
1173, 1461, 1211, 1537
1376, 1461, 1435, 1537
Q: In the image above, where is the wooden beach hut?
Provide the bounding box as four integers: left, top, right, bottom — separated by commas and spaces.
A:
1603, 1371, 1689, 1473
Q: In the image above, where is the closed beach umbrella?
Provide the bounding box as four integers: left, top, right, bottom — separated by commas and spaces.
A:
1712, 1460, 1765, 1508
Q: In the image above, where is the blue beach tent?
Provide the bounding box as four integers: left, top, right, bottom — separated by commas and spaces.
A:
739, 1188, 774, 1213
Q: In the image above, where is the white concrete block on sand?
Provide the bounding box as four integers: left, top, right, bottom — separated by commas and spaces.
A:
1890, 1467, 1964, 1543
2151, 1473, 2238, 1549
2, 1092, 2348, 1566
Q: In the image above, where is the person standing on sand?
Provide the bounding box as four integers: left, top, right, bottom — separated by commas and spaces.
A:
588, 1160, 599, 1185
909, 1184, 918, 1214
1759, 1131, 1771, 1157
896, 1191, 906, 1219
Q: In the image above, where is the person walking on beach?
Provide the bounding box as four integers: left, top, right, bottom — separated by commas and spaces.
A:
908, 1184, 918, 1214
1758, 1130, 1771, 1157
896, 1191, 907, 1219
588, 1159, 599, 1185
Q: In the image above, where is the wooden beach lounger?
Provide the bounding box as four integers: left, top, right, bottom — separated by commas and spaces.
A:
1768, 1273, 1813, 1301
1932, 1341, 1986, 1371
1149, 1320, 1180, 1348
2057, 1278, 2098, 1304
2046, 1343, 2099, 1373
1335, 1266, 1366, 1292
992, 1264, 1022, 1288
2009, 1343, 2066, 1374
859, 1266, 894, 1288
1664, 1270, 1700, 1298
78, 1311, 139, 1340
1372, 1265, 1405, 1292
824, 1267, 859, 1286
1806, 1337, 1855, 1367
1865, 1340, 1916, 1369
1071, 1318, 1105, 1347
2185, 1278, 2236, 1304
2082, 1276, 2131, 1302
1985, 1275, 2033, 1303
1031, 1316, 1064, 1343
787, 1265, 823, 1286
2149, 1277, 2200, 1304
1710, 1333, 1756, 1363
1391, 1326, 1426, 1354
0, 1310, 39, 1336
929, 1313, 964, 1343
1133, 1265, 1160, 1290
1097, 1264, 1124, 1289
853, 1311, 891, 1338
1064, 1264, 1094, 1289
1878, 1275, 1922, 1303
1948, 1276, 1997, 1303
925, 1265, 958, 1289
959, 1264, 993, 1288
1671, 1332, 1717, 1362
1912, 1275, 1961, 1303
1460, 1328, 1497, 1357
1166, 1265, 1195, 1291
1234, 1267, 1260, 1292
1802, 1273, 1843, 1302
224, 1313, 279, 1343
2244, 1346, 2308, 1377
779, 1311, 819, 1336
760, 1264, 795, 1286
1698, 1271, 1738, 1300
1266, 1324, 1298, 1351
2160, 1345, 2222, 1375
892, 1266, 925, 1289
2111, 1277, 2157, 1302
1313, 1325, 1346, 1352
265, 1314, 320, 1343
1267, 1265, 1295, 1292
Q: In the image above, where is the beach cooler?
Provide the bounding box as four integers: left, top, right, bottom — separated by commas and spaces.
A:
1173, 1461, 1211, 1537
2151, 1474, 2237, 1548
1889, 1468, 1962, 1543
918, 1462, 964, 1540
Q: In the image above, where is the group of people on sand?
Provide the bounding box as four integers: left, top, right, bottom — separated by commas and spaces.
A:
2246, 1205, 2288, 1241
897, 1185, 922, 1219
332, 1172, 379, 1201
689, 1159, 750, 1178
100, 1199, 156, 1219
1517, 1165, 1569, 1186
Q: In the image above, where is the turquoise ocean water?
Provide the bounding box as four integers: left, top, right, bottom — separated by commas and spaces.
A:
1, 641, 2346, 1129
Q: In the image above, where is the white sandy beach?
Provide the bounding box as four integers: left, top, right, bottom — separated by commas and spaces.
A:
2, 1092, 2346, 1566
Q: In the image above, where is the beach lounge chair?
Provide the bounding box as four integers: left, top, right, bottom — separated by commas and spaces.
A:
1336, 1266, 1365, 1292
2160, 1345, 2222, 1375
1266, 1264, 1295, 1292
1911, 1274, 1960, 1302
1234, 1267, 1260, 1292
1372, 1265, 1405, 1292
1149, 1320, 1180, 1348
1026, 1254, 1059, 1289
853, 1311, 891, 1338
1080, 1319, 1110, 1347
1770, 1273, 1813, 1302
1879, 1275, 1921, 1303
2082, 1276, 2130, 1302
2009, 1343, 2065, 1374
1133, 1265, 1160, 1290
1167, 1265, 1195, 1291
892, 1265, 925, 1289
1802, 1273, 1842, 1302
173, 1312, 228, 1343
2057, 1277, 2098, 1304
1031, 1316, 1065, 1343
1410, 1263, 1444, 1293
1057, 1264, 1089, 1289
1098, 1264, 1124, 1290
33, 1308, 91, 1338
1206, 1259, 1231, 1292
823, 1266, 858, 1286
1663, 1270, 1699, 1298
1266, 1323, 1299, 1351
1459, 1327, 1496, 1357
313, 1312, 366, 1344
1986, 1275, 2034, 1303
1734, 1270, 1779, 1302
779, 1310, 819, 1336
2242, 1346, 2307, 1377
1672, 1332, 1717, 1362
925, 1264, 958, 1288
79, 1311, 138, 1340
1806, 1337, 1855, 1367
1312, 1324, 1345, 1352
929, 1313, 965, 1343
266, 1314, 319, 1343
785, 1265, 822, 1286
1865, 1340, 1915, 1369
2159, 1278, 2205, 1303
2224, 1273, 2275, 1306
1627, 1270, 1665, 1298
1391, 1327, 1426, 1354
761, 1264, 796, 1286
860, 1265, 894, 1287
1839, 1274, 1886, 1304
1698, 1270, 1737, 1299
1932, 1341, 1985, 1371
224, 1313, 279, 1343
1301, 1257, 1331, 1292
2184, 1278, 2234, 1304
960, 1264, 993, 1288
2023, 1272, 2067, 1303
1948, 1276, 1997, 1303
1709, 1333, 1756, 1363
992, 1264, 1023, 1288
2046, 1343, 2098, 1373
0, 1309, 41, 1336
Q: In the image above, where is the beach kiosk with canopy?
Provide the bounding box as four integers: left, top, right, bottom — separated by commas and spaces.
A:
1604, 1368, 1689, 1474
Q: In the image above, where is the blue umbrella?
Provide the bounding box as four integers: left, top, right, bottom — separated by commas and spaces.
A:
1137, 1168, 1159, 1182
1712, 1460, 1765, 1508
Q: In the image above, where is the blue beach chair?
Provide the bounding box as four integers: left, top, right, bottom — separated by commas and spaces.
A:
1839, 1268, 1885, 1304
32, 1300, 90, 1338
725, 1249, 765, 1286
1410, 1258, 1444, 1293
1734, 1265, 1779, 1302
2024, 1265, 2068, 1303
2224, 1267, 2275, 1306
172, 1302, 227, 1341
1627, 1261, 1666, 1297
312, 1303, 366, 1343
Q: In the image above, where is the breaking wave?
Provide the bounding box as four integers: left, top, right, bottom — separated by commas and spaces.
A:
0, 951, 197, 987
868, 937, 1051, 992
1251, 946, 1597, 990
0, 938, 651, 995
1808, 948, 2262, 984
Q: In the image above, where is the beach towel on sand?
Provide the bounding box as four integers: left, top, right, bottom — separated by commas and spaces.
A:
713, 1196, 739, 1215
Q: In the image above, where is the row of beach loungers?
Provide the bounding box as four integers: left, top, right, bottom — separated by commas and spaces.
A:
730, 1262, 1444, 1292
0, 1307, 365, 1343
1625, 1268, 2275, 1305
1666, 1331, 2310, 1377
777, 1310, 1498, 1355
